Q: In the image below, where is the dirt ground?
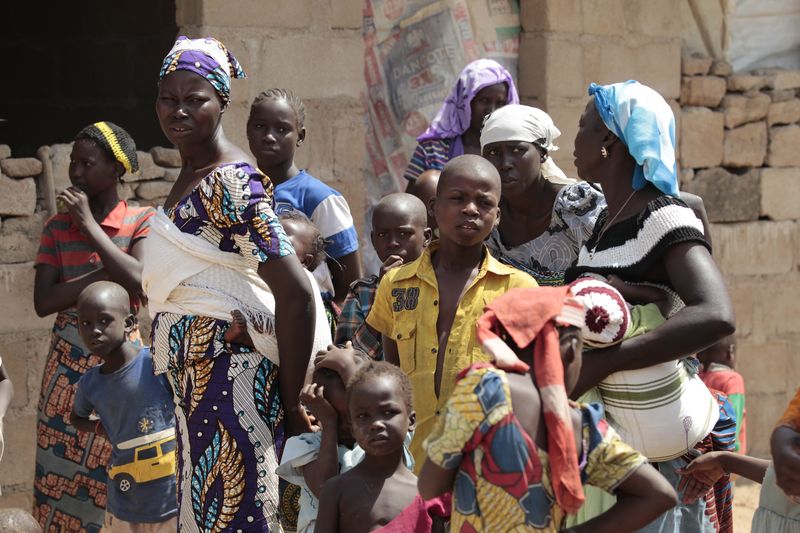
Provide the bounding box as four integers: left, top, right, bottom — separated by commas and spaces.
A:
733, 479, 761, 532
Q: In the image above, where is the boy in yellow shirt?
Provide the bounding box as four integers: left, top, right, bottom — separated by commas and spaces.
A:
367, 154, 537, 466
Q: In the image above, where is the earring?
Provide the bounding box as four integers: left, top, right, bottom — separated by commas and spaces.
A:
600, 146, 608, 158
540, 155, 546, 163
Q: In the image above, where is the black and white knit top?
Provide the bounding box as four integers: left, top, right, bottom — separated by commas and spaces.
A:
565, 195, 710, 286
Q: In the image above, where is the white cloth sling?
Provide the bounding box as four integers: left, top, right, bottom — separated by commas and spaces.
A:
142, 208, 331, 369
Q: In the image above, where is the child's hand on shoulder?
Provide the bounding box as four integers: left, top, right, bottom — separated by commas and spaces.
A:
379, 255, 404, 278
300, 383, 338, 430
772, 425, 800, 499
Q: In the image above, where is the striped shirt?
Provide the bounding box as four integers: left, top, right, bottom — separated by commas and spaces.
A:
403, 138, 454, 182
333, 275, 382, 359
35, 200, 154, 282
273, 170, 359, 297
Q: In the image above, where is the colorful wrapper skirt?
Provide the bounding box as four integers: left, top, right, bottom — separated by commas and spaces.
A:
151, 312, 285, 532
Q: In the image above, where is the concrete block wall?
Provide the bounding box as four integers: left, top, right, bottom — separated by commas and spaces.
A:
518, 0, 682, 176
677, 56, 800, 458
174, 0, 367, 237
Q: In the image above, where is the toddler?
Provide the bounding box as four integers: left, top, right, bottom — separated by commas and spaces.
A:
316, 361, 449, 532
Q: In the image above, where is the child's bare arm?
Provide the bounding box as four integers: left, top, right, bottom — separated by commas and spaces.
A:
0, 364, 12, 420
676, 451, 768, 503
418, 459, 457, 500
314, 477, 341, 533
300, 383, 341, 498
34, 264, 110, 316
569, 463, 676, 533
69, 408, 107, 439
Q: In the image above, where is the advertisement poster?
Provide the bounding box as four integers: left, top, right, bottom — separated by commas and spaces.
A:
362, 0, 520, 270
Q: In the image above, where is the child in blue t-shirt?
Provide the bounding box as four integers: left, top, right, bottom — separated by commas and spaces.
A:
247, 88, 363, 307
70, 281, 177, 531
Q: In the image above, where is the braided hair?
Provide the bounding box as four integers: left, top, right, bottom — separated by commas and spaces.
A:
74, 121, 139, 175
251, 88, 306, 129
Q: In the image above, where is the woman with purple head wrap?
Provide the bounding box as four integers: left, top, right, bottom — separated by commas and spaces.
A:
144, 36, 322, 532
403, 58, 518, 190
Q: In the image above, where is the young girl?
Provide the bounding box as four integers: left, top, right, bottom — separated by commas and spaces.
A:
418, 287, 676, 532
315, 361, 449, 533
677, 388, 800, 532
403, 58, 519, 189
247, 88, 362, 307
32, 121, 154, 531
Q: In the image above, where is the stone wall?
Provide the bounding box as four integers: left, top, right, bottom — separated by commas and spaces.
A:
678, 55, 800, 457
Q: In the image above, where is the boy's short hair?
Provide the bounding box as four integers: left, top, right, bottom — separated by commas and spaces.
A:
279, 209, 328, 270
346, 360, 413, 412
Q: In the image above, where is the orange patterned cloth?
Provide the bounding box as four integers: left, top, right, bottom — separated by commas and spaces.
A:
475, 286, 587, 514
778, 388, 800, 432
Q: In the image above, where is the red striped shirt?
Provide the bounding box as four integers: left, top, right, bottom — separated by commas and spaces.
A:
35, 200, 154, 282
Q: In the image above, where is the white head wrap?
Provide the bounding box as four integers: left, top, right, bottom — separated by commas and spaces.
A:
480, 104, 576, 185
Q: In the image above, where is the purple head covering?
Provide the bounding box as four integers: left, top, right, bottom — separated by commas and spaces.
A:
417, 59, 519, 156
159, 36, 246, 106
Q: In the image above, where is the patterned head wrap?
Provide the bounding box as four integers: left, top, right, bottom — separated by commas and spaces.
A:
417, 59, 519, 154
476, 286, 586, 514
74, 121, 138, 174
569, 277, 630, 348
159, 36, 246, 106
589, 80, 679, 197
480, 104, 577, 185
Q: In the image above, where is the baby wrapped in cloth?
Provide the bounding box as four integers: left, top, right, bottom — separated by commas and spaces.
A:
142, 208, 331, 371
569, 277, 718, 461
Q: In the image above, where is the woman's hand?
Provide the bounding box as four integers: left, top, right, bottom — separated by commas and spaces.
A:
59, 187, 97, 232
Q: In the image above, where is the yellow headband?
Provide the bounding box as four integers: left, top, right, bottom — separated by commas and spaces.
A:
94, 121, 134, 174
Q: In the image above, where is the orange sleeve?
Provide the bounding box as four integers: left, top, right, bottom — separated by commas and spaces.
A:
778, 388, 800, 431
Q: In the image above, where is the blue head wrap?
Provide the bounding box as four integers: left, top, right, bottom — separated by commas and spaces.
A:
588, 80, 679, 197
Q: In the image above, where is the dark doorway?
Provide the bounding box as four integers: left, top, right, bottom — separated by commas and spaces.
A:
0, 2, 177, 156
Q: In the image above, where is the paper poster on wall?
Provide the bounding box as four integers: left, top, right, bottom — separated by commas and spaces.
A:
361, 0, 520, 271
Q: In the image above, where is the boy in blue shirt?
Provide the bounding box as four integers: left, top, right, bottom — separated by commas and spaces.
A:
70, 281, 177, 531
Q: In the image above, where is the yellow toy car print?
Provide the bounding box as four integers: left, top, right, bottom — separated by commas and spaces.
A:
108, 428, 177, 492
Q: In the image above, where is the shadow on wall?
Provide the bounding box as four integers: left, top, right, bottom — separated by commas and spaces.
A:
0, 2, 177, 156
